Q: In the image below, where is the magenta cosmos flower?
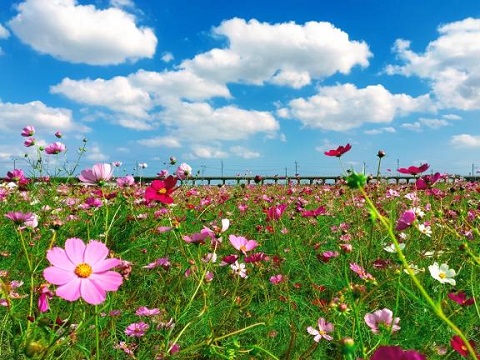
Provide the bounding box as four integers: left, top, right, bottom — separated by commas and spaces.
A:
397, 163, 429, 176
371, 346, 426, 360
364, 308, 400, 334
43, 238, 123, 305
324, 143, 352, 157
144, 176, 178, 204
78, 163, 114, 185
44, 142, 66, 155
21, 125, 35, 137
307, 317, 334, 342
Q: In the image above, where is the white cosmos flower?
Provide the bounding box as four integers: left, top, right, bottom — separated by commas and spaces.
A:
383, 243, 406, 253
428, 262, 456, 285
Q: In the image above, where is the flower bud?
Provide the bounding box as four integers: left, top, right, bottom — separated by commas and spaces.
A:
377, 150, 386, 158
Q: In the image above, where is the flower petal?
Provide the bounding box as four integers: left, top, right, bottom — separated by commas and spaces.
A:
44, 266, 76, 285
55, 277, 82, 302
80, 279, 106, 305
46, 247, 75, 271
64, 238, 86, 264
92, 258, 121, 273
84, 240, 108, 266
89, 271, 123, 291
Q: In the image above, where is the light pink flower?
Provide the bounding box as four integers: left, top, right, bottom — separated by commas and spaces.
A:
78, 163, 113, 185
24, 137, 36, 147
44, 142, 66, 155
307, 317, 334, 342
364, 308, 401, 334
175, 163, 192, 180
229, 235, 258, 254
43, 238, 123, 305
135, 306, 161, 316
116, 174, 135, 187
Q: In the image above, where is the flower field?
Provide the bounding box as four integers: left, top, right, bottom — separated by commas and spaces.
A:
1, 128, 479, 359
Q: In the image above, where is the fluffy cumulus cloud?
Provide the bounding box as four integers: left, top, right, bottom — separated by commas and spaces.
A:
229, 146, 261, 159
280, 83, 432, 131
0, 100, 86, 133
450, 134, 480, 148
8, 0, 157, 65
189, 145, 229, 159
181, 18, 371, 88
51, 77, 153, 118
159, 101, 279, 142
137, 136, 182, 148
386, 18, 480, 110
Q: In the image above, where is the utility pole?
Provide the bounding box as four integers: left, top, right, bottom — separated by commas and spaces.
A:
285, 167, 288, 178
221, 160, 224, 177
294, 160, 299, 176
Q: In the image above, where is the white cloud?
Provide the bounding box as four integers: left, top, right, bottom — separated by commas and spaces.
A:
0, 100, 88, 133
280, 83, 432, 131
418, 117, 450, 129
387, 18, 480, 110
160, 101, 279, 142
364, 127, 396, 135
85, 144, 109, 161
51, 77, 153, 118
401, 122, 422, 131
181, 18, 371, 87
130, 69, 230, 101
189, 145, 228, 159
0, 24, 10, 38
109, 0, 134, 9
137, 136, 182, 148
229, 146, 261, 159
8, 0, 157, 65
161, 52, 174, 63
450, 134, 480, 148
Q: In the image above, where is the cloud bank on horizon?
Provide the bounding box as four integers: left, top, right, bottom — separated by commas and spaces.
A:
1, 0, 480, 175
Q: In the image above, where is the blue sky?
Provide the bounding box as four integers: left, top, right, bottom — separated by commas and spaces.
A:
1, 0, 480, 178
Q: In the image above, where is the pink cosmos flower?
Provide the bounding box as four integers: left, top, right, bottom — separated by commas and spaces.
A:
37, 284, 54, 313
371, 346, 426, 360
135, 306, 161, 316
324, 143, 352, 157
349, 263, 375, 282
265, 204, 287, 221
301, 205, 326, 217
175, 163, 192, 180
144, 176, 178, 204
5, 211, 38, 229
307, 317, 334, 342
270, 274, 284, 285
24, 137, 36, 147
78, 163, 114, 185
395, 210, 416, 231
43, 238, 123, 305
397, 163, 430, 176
116, 174, 135, 187
44, 142, 66, 155
415, 172, 442, 190
21, 125, 35, 137
55, 131, 63, 138
6, 169, 26, 182
229, 235, 259, 254
364, 308, 400, 334
125, 321, 149, 337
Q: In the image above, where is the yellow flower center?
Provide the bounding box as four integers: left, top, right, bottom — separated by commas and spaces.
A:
158, 188, 167, 194
240, 245, 247, 252
74, 263, 93, 278
439, 272, 446, 279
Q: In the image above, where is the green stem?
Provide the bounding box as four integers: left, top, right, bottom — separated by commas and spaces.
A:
360, 188, 478, 359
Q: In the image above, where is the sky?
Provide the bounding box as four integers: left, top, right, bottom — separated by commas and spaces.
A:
1, 0, 480, 178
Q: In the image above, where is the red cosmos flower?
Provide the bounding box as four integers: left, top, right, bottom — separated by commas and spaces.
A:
324, 143, 352, 157
451, 335, 478, 358
397, 163, 430, 176
371, 346, 426, 360
144, 176, 178, 204
448, 291, 475, 307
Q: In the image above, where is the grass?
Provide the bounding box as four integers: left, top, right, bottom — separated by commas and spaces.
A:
0, 176, 479, 359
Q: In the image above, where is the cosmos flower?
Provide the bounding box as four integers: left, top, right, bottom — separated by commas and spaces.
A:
307, 317, 334, 342
450, 335, 477, 358
44, 142, 66, 155
125, 322, 149, 337
428, 262, 456, 285
175, 163, 192, 180
364, 308, 400, 334
43, 238, 123, 305
144, 176, 178, 204
78, 163, 114, 185
397, 163, 430, 176
229, 235, 258, 254
21, 125, 35, 137
395, 210, 416, 231
324, 143, 352, 157
448, 291, 475, 307
371, 346, 426, 360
